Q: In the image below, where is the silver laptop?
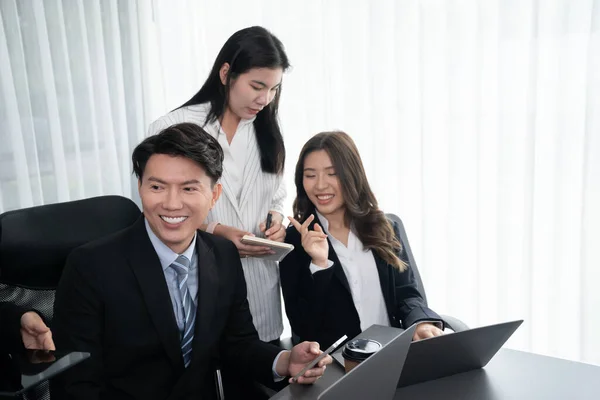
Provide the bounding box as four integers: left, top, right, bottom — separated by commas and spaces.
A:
318, 324, 417, 400
332, 319, 523, 389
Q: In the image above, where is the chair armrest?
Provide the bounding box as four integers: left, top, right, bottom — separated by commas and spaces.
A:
441, 315, 469, 332
214, 369, 225, 400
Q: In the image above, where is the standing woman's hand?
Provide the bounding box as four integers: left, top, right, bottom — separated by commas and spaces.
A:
288, 215, 329, 268
259, 212, 286, 242
213, 224, 274, 258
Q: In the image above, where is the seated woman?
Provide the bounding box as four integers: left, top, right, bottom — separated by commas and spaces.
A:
280, 131, 445, 349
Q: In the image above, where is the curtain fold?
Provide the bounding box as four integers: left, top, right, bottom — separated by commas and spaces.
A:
0, 0, 143, 210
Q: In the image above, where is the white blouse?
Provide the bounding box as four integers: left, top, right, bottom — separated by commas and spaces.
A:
310, 211, 390, 331
214, 118, 251, 201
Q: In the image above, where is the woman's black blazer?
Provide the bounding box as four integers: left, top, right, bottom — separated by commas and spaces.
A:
280, 214, 444, 348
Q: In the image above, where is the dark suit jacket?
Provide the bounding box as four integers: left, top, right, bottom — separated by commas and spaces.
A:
280, 214, 444, 349
0, 302, 26, 354
0, 302, 26, 391
51, 216, 280, 400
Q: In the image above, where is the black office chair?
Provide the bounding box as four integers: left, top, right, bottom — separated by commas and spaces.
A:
386, 213, 469, 332
0, 195, 141, 400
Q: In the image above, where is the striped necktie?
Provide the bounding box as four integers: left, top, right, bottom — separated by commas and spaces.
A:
170, 255, 196, 367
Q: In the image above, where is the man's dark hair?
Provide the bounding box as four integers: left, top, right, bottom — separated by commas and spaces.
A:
132, 122, 224, 184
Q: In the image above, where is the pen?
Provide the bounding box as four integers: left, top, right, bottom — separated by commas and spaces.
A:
265, 212, 272, 231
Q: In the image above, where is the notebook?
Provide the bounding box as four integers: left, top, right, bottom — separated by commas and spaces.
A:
240, 235, 294, 262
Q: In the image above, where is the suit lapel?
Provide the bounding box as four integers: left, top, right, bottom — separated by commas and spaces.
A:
312, 214, 352, 296
311, 211, 397, 326
190, 231, 219, 364
237, 129, 261, 212
373, 252, 395, 322
327, 242, 353, 296
126, 217, 184, 371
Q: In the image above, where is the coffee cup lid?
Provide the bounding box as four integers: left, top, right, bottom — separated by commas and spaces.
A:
342, 339, 382, 362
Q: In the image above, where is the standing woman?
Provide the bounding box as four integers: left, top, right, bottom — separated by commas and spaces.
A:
147, 26, 289, 343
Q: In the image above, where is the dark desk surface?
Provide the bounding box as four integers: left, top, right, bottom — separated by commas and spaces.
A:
393, 348, 600, 399
271, 325, 600, 400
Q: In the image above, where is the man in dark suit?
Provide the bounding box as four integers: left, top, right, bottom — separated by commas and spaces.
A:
51, 123, 331, 400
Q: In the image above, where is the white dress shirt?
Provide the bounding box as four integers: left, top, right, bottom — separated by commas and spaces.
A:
148, 103, 286, 341
145, 218, 197, 332
145, 218, 285, 378
310, 211, 390, 331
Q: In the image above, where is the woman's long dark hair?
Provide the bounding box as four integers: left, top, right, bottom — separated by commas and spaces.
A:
178, 26, 289, 174
292, 131, 407, 271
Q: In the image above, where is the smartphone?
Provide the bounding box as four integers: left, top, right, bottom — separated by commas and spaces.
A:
291, 334, 348, 383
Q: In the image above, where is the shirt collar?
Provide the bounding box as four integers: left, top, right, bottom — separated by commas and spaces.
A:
315, 209, 358, 242
315, 209, 330, 234
144, 217, 197, 271
212, 114, 256, 137
240, 115, 257, 125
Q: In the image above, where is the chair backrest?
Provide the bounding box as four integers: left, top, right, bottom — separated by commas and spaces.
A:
0, 195, 141, 322
385, 213, 428, 306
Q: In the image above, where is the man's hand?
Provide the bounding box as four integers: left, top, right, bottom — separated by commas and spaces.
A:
276, 341, 332, 384
20, 311, 55, 350
213, 224, 274, 258
28, 349, 57, 364
412, 322, 444, 341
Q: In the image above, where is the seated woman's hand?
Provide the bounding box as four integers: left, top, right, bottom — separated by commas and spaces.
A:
288, 214, 329, 268
213, 224, 274, 258
412, 322, 444, 341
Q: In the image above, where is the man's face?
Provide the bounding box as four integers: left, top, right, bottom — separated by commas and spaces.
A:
139, 154, 221, 253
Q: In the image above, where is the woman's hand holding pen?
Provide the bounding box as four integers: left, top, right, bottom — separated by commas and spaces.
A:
288, 214, 329, 268
259, 212, 286, 242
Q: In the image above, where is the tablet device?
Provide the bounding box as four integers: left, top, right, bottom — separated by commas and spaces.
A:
240, 235, 294, 262
0, 350, 90, 397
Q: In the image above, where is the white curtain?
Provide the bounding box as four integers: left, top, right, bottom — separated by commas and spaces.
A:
2, 0, 599, 365
0, 0, 144, 212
